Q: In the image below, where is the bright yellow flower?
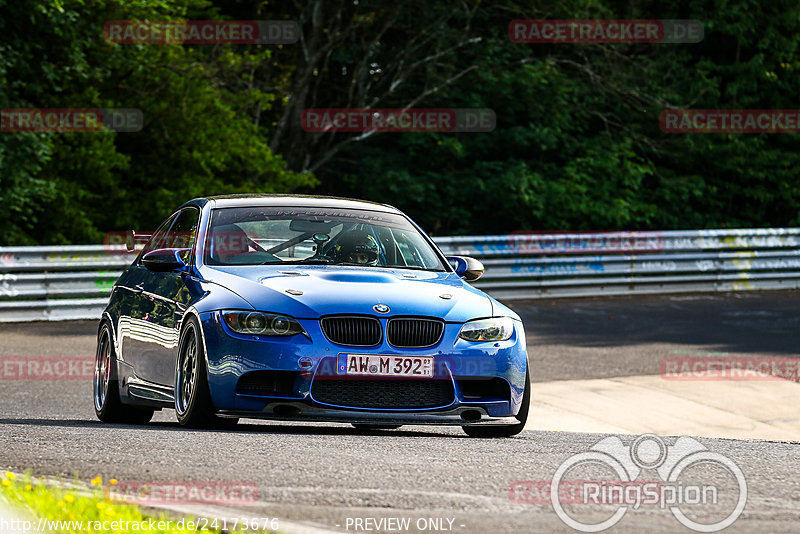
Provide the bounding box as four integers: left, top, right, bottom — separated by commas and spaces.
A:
90, 476, 102, 486
5, 472, 15, 480
64, 494, 75, 503
24, 484, 32, 491
96, 502, 106, 510
1, 480, 10, 487
110, 479, 118, 485
104, 507, 114, 516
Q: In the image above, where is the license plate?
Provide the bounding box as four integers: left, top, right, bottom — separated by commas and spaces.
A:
337, 354, 434, 378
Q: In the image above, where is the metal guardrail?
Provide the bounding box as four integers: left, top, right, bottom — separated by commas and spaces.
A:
435, 228, 800, 300
0, 245, 130, 322
1, 228, 798, 322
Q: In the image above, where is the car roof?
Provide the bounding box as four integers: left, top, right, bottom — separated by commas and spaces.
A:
184, 194, 399, 213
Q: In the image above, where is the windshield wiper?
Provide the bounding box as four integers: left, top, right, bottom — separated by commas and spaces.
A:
263, 257, 333, 265
326, 262, 446, 272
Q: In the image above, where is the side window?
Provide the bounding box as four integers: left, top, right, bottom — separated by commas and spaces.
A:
166, 208, 200, 249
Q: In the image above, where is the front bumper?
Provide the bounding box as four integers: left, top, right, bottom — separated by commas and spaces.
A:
199, 311, 528, 424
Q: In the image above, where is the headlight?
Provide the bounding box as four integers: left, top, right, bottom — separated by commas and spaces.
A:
459, 317, 514, 342
222, 311, 305, 336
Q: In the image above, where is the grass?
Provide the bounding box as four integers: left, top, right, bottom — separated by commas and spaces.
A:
0, 471, 260, 533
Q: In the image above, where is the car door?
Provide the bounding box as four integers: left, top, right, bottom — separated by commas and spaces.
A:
117, 212, 178, 382
135, 207, 201, 386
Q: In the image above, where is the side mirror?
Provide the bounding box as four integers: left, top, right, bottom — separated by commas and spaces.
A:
142, 248, 190, 272
446, 256, 484, 282
125, 230, 153, 252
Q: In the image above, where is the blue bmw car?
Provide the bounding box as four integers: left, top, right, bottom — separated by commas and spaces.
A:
94, 195, 530, 437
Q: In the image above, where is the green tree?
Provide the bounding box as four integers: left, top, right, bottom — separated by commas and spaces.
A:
0, 0, 311, 244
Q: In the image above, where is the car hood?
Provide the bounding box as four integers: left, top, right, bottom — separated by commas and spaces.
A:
199, 264, 493, 322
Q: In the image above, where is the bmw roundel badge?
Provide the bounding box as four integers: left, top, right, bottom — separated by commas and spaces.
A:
373, 304, 390, 314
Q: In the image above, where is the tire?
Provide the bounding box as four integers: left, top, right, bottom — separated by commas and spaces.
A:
94, 323, 154, 424
175, 316, 238, 429
351, 424, 402, 430
462, 366, 530, 438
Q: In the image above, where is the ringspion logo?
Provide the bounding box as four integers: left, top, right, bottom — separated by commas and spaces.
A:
104, 20, 299, 44
510, 480, 663, 505
509, 20, 703, 44
541, 434, 747, 532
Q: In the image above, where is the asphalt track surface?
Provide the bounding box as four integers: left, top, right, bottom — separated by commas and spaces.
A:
1, 292, 799, 533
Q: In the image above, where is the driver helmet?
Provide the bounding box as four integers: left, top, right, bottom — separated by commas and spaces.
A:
335, 230, 379, 265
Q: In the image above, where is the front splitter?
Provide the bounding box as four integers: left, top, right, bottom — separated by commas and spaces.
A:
217, 403, 518, 426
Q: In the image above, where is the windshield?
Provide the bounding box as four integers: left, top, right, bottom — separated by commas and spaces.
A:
203, 206, 447, 271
